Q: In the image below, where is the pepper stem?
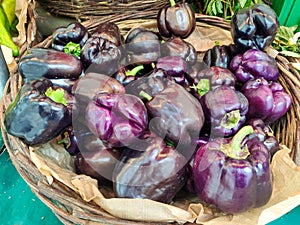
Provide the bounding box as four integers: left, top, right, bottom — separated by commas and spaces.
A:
45, 87, 67, 106
220, 109, 241, 130
190, 79, 210, 96
220, 125, 254, 159
139, 90, 153, 101
169, 0, 176, 7
125, 65, 144, 76
64, 42, 81, 57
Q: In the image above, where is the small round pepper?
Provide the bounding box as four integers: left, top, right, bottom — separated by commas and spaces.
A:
52, 22, 89, 57
157, 0, 196, 39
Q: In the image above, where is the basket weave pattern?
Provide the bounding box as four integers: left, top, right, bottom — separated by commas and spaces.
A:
1, 5, 300, 225
37, 0, 181, 20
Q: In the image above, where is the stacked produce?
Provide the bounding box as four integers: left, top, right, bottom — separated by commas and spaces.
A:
3, 1, 292, 216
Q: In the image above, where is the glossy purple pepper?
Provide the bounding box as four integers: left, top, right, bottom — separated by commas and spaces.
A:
230, 49, 279, 83
85, 92, 148, 147
157, 0, 196, 39
193, 125, 273, 214
113, 131, 188, 203
241, 78, 292, 124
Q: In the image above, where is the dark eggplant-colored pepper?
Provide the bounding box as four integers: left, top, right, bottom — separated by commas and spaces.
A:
190, 66, 237, 97
231, 4, 279, 51
112, 65, 145, 86
140, 82, 204, 158
246, 118, 279, 157
157, 0, 196, 39
51, 21, 89, 57
4, 79, 72, 145
161, 36, 197, 65
91, 22, 123, 47
80, 36, 122, 75
230, 49, 279, 83
74, 127, 121, 183
125, 69, 174, 100
72, 72, 125, 105
156, 56, 187, 85
241, 77, 292, 124
18, 48, 83, 82
203, 44, 241, 69
80, 22, 123, 75
85, 92, 148, 147
125, 28, 161, 65
193, 125, 273, 214
200, 85, 249, 137
113, 131, 188, 203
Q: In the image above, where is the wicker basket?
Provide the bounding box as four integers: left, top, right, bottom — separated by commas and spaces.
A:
1, 6, 300, 225
37, 0, 181, 20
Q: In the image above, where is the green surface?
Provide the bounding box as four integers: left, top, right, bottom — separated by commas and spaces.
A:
1, 148, 300, 225
0, 149, 62, 225
271, 0, 300, 28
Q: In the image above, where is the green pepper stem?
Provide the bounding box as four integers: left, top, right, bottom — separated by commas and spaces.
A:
64, 42, 81, 57
139, 90, 153, 101
221, 125, 254, 160
169, 0, 176, 7
189, 79, 210, 97
220, 109, 241, 130
45, 87, 67, 106
125, 65, 144, 76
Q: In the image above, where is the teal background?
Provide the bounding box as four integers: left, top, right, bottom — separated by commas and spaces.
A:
1, 148, 300, 225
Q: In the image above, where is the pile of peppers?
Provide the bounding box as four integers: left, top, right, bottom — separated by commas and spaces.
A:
3, 1, 293, 216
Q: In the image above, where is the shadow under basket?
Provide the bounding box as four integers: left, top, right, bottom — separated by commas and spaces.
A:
1, 11, 300, 225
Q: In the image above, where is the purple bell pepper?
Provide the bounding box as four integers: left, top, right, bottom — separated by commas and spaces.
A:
241, 77, 292, 124
72, 72, 125, 105
140, 82, 204, 156
85, 92, 148, 147
246, 118, 279, 157
230, 49, 279, 83
161, 36, 197, 65
190, 66, 237, 98
200, 85, 249, 137
193, 125, 273, 214
156, 56, 187, 85
231, 4, 279, 51
74, 127, 121, 184
113, 131, 188, 203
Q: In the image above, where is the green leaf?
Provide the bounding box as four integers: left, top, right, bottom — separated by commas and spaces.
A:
239, 0, 247, 8
212, 2, 217, 16
280, 51, 300, 58
216, 0, 223, 14
277, 26, 297, 40
205, 0, 214, 15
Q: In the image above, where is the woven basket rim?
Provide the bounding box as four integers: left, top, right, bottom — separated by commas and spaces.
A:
1, 9, 300, 225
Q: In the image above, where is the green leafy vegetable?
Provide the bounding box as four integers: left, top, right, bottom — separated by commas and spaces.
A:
272, 25, 300, 58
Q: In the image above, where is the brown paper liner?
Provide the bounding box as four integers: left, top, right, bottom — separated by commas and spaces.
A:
29, 141, 300, 224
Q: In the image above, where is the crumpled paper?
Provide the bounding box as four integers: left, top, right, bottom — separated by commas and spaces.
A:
29, 140, 300, 225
